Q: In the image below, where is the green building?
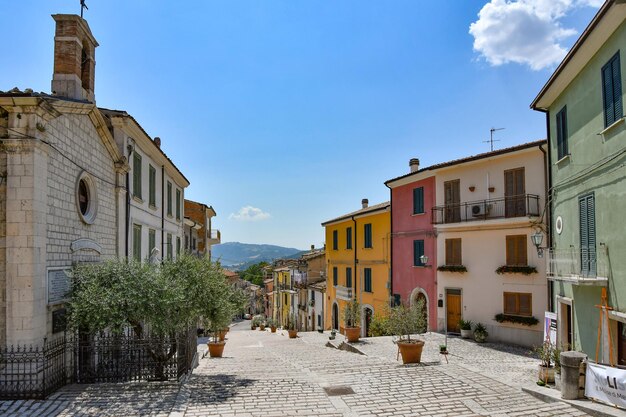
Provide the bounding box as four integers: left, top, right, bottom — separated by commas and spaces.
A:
532, 0, 626, 366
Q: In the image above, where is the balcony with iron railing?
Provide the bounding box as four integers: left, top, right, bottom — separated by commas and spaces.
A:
547, 248, 609, 285
276, 283, 295, 293
432, 194, 540, 225
208, 229, 221, 244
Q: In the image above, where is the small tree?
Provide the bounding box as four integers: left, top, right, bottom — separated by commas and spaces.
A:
286, 313, 297, 331
387, 298, 426, 343
342, 299, 361, 328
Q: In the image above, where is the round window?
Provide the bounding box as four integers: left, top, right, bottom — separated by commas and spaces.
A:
76, 172, 97, 224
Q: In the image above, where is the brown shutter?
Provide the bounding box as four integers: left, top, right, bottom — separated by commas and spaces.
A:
503, 293, 516, 315
519, 293, 532, 316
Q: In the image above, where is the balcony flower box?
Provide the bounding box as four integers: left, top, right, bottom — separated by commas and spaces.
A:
437, 265, 468, 273
495, 265, 538, 275
494, 313, 539, 326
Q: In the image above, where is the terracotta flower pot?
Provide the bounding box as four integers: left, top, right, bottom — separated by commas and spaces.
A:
288, 330, 298, 339
259, 325, 265, 331
251, 325, 256, 330
397, 340, 425, 364
208, 341, 226, 358
538, 365, 555, 383
344, 327, 361, 343
271, 326, 277, 333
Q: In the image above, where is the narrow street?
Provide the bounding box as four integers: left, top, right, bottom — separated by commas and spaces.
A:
1, 322, 590, 416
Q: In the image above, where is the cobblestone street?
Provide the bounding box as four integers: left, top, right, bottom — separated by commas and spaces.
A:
1, 321, 589, 416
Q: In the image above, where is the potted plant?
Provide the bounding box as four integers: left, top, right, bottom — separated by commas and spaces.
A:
533, 340, 557, 384
459, 319, 473, 339
473, 322, 488, 343
258, 315, 266, 331
342, 299, 361, 343
286, 313, 298, 338
251, 316, 258, 330
439, 344, 447, 354
388, 299, 427, 364
266, 318, 277, 333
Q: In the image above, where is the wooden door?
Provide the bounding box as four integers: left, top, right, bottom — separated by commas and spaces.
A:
505, 168, 526, 217
444, 180, 461, 223
446, 291, 462, 333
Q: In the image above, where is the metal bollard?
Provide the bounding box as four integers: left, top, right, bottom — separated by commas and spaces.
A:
560, 351, 587, 400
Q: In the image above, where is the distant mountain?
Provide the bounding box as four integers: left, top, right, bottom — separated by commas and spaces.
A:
212, 242, 304, 270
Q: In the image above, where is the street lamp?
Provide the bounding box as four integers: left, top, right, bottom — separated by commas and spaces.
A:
531, 230, 544, 258
419, 254, 429, 266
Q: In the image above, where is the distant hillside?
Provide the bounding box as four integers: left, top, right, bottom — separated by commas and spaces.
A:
212, 242, 303, 270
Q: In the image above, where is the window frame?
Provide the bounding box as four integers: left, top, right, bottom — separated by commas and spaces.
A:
346, 267, 352, 288
556, 106, 569, 160
364, 268, 372, 293
503, 292, 532, 317
413, 187, 425, 215
133, 152, 142, 200
148, 164, 156, 207
602, 51, 623, 128
333, 267, 338, 286
413, 239, 425, 267
445, 238, 462, 266
148, 228, 156, 256
167, 233, 173, 260
332, 230, 338, 250
176, 189, 181, 221
364, 223, 373, 248
506, 235, 528, 266
133, 223, 142, 261
346, 227, 352, 250
167, 181, 172, 217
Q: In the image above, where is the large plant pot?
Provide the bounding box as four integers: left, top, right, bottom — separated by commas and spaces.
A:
538, 365, 555, 383
251, 325, 257, 330
208, 341, 226, 358
474, 333, 487, 343
460, 329, 473, 339
259, 325, 265, 331
345, 327, 361, 343
397, 340, 425, 364
288, 330, 298, 339
271, 326, 277, 333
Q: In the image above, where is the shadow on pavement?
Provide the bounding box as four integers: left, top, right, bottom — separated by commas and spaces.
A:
186, 374, 254, 405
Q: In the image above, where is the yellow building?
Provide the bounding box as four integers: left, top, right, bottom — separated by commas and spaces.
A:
272, 261, 297, 327
322, 199, 391, 337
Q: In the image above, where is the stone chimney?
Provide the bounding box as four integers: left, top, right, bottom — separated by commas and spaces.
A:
51, 14, 99, 102
154, 137, 161, 148
409, 158, 420, 173
362, 198, 369, 209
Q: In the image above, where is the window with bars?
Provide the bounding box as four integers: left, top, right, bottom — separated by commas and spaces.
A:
445, 238, 462, 265
133, 153, 142, 199
364, 268, 372, 293
602, 51, 623, 127
506, 235, 527, 266
503, 292, 532, 316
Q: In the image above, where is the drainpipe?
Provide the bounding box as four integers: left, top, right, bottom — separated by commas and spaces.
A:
161, 165, 165, 259
125, 141, 133, 259
542, 112, 554, 312
352, 216, 357, 301
385, 182, 393, 307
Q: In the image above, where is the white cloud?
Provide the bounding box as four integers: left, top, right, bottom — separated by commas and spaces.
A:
229, 206, 271, 222
469, 0, 602, 71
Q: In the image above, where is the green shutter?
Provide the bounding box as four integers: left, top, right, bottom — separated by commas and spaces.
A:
333, 267, 338, 286
413, 187, 424, 214
346, 267, 352, 288
612, 54, 623, 121
364, 224, 372, 248
133, 153, 142, 199
133, 224, 142, 261
167, 234, 173, 260
364, 268, 372, 293
176, 189, 181, 220
148, 229, 156, 255
580, 194, 596, 276
556, 107, 568, 160
414, 240, 424, 266
149, 165, 156, 207
167, 182, 172, 216
176, 237, 181, 255
603, 53, 623, 127
346, 227, 352, 249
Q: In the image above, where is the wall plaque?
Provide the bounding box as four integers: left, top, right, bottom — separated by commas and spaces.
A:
47, 267, 71, 305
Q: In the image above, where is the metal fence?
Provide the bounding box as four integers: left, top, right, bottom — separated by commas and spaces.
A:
0, 329, 197, 400
432, 194, 540, 224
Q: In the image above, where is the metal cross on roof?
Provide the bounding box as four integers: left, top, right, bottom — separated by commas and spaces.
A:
80, 0, 88, 18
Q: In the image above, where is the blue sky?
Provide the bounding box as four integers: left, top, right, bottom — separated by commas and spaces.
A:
2, 1, 601, 249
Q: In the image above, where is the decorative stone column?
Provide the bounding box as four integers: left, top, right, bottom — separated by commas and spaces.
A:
560, 351, 587, 400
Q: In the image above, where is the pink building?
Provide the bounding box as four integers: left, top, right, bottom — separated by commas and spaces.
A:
385, 159, 438, 331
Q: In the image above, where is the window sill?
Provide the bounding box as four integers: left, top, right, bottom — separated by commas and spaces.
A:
599, 117, 625, 135
149, 204, 157, 211
132, 195, 143, 204
555, 154, 570, 166
411, 212, 426, 217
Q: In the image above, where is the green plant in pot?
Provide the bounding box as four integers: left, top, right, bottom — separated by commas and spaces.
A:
473, 322, 488, 343
266, 317, 277, 333
459, 319, 473, 339
533, 340, 558, 384
342, 299, 361, 343
388, 298, 427, 364
286, 313, 298, 338
257, 314, 266, 331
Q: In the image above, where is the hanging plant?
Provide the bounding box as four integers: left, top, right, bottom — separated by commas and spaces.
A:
437, 265, 468, 273
495, 265, 538, 275
494, 314, 539, 326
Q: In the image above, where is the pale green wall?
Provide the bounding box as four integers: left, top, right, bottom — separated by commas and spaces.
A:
548, 20, 626, 355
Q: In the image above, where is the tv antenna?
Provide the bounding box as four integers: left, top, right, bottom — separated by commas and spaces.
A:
80, 0, 88, 18
483, 127, 504, 151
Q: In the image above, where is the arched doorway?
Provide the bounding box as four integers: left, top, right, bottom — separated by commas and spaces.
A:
332, 302, 339, 330
362, 306, 373, 337
410, 287, 429, 333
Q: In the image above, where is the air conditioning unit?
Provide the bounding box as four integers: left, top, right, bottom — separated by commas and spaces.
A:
471, 203, 490, 217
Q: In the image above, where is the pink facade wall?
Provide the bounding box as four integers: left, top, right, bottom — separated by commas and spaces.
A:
391, 176, 437, 331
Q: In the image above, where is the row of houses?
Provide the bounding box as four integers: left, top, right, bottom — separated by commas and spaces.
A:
324, 0, 626, 365
0, 14, 220, 346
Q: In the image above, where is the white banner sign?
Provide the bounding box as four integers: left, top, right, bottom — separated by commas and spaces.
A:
585, 362, 626, 409
544, 311, 557, 344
